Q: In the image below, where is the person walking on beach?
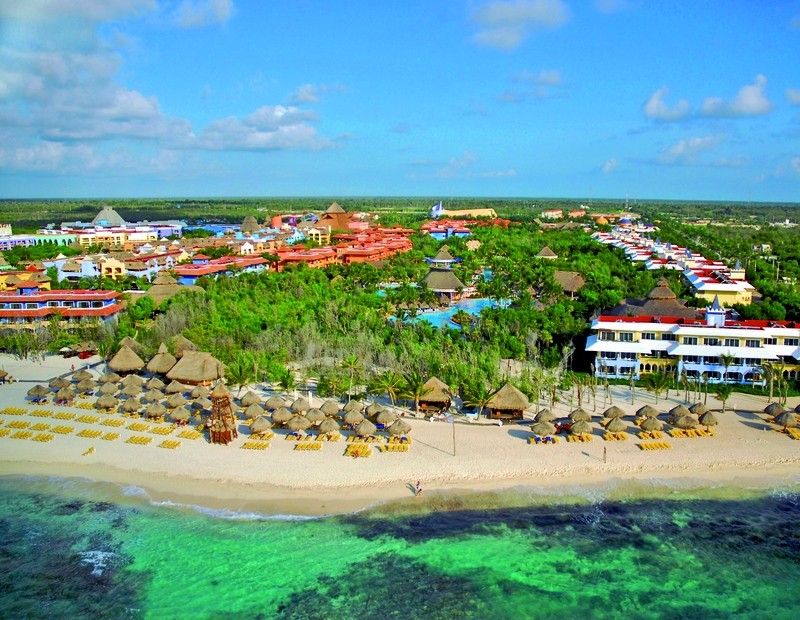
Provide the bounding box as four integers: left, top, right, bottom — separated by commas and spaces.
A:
603, 447, 607, 464
415, 480, 422, 497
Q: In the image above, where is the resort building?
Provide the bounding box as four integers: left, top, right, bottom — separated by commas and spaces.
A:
586, 283, 800, 384
422, 268, 466, 302
426, 246, 460, 269
171, 255, 269, 285
0, 285, 123, 330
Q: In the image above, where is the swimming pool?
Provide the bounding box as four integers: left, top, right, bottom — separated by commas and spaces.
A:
410, 297, 504, 328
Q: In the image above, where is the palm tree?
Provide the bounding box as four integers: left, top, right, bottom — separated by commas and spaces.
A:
276, 367, 297, 394
368, 371, 406, 407
462, 381, 494, 416
714, 384, 734, 413
401, 369, 432, 413
226, 357, 256, 396
760, 362, 776, 403
719, 352, 736, 384
340, 354, 363, 402
642, 371, 671, 403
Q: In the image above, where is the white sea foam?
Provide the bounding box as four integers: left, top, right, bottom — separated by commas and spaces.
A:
78, 550, 117, 577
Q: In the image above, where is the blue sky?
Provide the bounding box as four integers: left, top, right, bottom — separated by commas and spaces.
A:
1, 0, 799, 201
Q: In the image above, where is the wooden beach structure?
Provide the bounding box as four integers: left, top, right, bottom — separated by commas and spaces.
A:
208, 382, 237, 445
166, 351, 225, 386
486, 383, 529, 420
418, 377, 452, 414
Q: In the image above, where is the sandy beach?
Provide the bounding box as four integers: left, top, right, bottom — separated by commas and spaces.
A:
1, 353, 799, 516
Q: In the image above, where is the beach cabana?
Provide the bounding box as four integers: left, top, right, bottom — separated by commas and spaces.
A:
250, 416, 273, 434
145, 402, 167, 419
569, 408, 592, 422
343, 400, 365, 413
605, 417, 627, 434
674, 415, 698, 429
320, 400, 341, 416
122, 398, 143, 413
265, 394, 285, 410
271, 407, 293, 426
355, 419, 377, 437
75, 379, 96, 394
191, 385, 210, 399
243, 403, 265, 420
165, 380, 188, 394
375, 409, 398, 426
108, 345, 145, 374
147, 377, 165, 391
96, 394, 118, 411
774, 411, 798, 430
569, 420, 592, 436
166, 351, 225, 386
120, 384, 142, 397
365, 402, 384, 417
764, 403, 786, 417
194, 397, 213, 411
142, 389, 163, 403
55, 387, 76, 403
27, 384, 49, 400
170, 406, 192, 424
689, 403, 709, 415
166, 393, 187, 409
699, 411, 719, 430
240, 391, 262, 407
318, 417, 341, 435
72, 369, 93, 382
532, 421, 556, 436
342, 409, 365, 427
305, 408, 326, 425
639, 417, 664, 432
99, 372, 121, 384
291, 397, 311, 413
534, 409, 556, 423
99, 382, 118, 395
147, 343, 177, 375
486, 384, 529, 420
286, 414, 312, 432
387, 418, 411, 436
121, 374, 145, 388
49, 377, 71, 390
418, 377, 452, 413
669, 405, 692, 419
603, 406, 625, 419
637, 405, 659, 418
118, 336, 143, 351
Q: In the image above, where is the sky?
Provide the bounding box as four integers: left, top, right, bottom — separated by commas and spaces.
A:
1, 0, 799, 202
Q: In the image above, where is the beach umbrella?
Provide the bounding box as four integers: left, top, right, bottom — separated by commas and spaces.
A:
342, 409, 365, 426
75, 379, 96, 394
674, 415, 699, 429
166, 393, 187, 409
243, 403, 265, 420
191, 385, 210, 399
108, 345, 145, 374
605, 417, 627, 433
670, 405, 692, 418
99, 382, 118, 395
166, 380, 188, 394
121, 398, 143, 413
118, 336, 143, 351
72, 369, 93, 382
95, 394, 118, 410
120, 383, 142, 397
271, 407, 293, 425
569, 420, 592, 435
320, 400, 341, 416
286, 414, 312, 432
55, 387, 76, 402
318, 417, 341, 435
764, 402, 786, 417
639, 417, 664, 432
194, 397, 213, 411
241, 391, 263, 407
250, 415, 273, 434
637, 405, 659, 418
343, 400, 364, 413
534, 409, 556, 423
774, 411, 798, 429
121, 374, 145, 388
603, 406, 626, 419
699, 411, 719, 429
387, 418, 411, 436
27, 384, 49, 398
375, 408, 398, 425
142, 388, 163, 403
569, 408, 591, 422
305, 408, 326, 425
99, 372, 121, 384
146, 377, 165, 390
49, 377, 71, 389
147, 343, 177, 375
265, 394, 285, 410
170, 406, 192, 423
291, 397, 311, 412
366, 402, 384, 416
689, 403, 709, 415
145, 402, 167, 419
532, 421, 556, 436
355, 419, 377, 437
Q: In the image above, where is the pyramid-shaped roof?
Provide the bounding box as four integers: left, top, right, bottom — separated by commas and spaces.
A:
92, 206, 127, 227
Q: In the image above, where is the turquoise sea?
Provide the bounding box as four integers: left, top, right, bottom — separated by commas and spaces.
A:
1, 475, 799, 619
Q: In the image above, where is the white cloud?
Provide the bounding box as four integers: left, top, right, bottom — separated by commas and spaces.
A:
658, 134, 725, 165
502, 68, 565, 101
643, 86, 691, 121
0, 1, 157, 23
512, 69, 562, 86
480, 168, 517, 178
174, 0, 233, 28
288, 84, 319, 104
602, 158, 617, 173
471, 0, 570, 50
792, 157, 800, 175
700, 74, 773, 118
786, 88, 800, 105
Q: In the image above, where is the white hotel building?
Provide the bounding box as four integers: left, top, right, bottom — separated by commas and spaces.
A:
587, 288, 800, 385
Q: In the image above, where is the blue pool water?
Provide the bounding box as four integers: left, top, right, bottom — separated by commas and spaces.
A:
411, 298, 502, 328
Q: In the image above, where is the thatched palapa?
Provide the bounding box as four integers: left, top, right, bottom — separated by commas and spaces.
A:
240, 391, 262, 407
96, 394, 118, 410
419, 377, 452, 412
305, 408, 326, 425
605, 417, 627, 433
122, 398, 143, 413
99, 382, 118, 395
99, 372, 121, 384
534, 409, 556, 423
355, 419, 377, 436
75, 379, 96, 393
569, 408, 591, 422
674, 415, 698, 429
286, 414, 312, 432
639, 417, 663, 432
318, 417, 341, 434
191, 385, 210, 399
637, 405, 659, 418
170, 406, 192, 422
271, 407, 293, 425
669, 405, 692, 418
250, 416, 272, 434
387, 419, 411, 436
569, 420, 592, 435
72, 369, 93, 382
27, 385, 49, 398
120, 384, 142, 397
147, 377, 165, 390
166, 393, 187, 409
49, 377, 71, 389
603, 406, 625, 419
532, 421, 556, 436
774, 411, 798, 429
118, 336, 143, 351
764, 402, 786, 417
689, 403, 709, 415
142, 389, 163, 403
165, 380, 188, 394
166, 351, 225, 386
320, 400, 341, 416
366, 402, 384, 417
265, 394, 285, 410
147, 343, 177, 375
342, 409, 365, 426
145, 402, 167, 419
699, 411, 719, 428
243, 403, 265, 419
486, 383, 529, 420
292, 397, 311, 413
121, 374, 145, 388
108, 345, 145, 374
169, 334, 197, 359
375, 409, 398, 425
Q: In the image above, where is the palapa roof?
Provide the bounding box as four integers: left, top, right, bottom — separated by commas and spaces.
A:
532, 421, 556, 436
99, 382, 118, 395
96, 394, 118, 409
28, 384, 49, 397
191, 385, 210, 399
210, 382, 231, 399
486, 383, 529, 411
99, 372, 121, 384
639, 417, 663, 432
169, 334, 198, 359
120, 384, 142, 397
56, 387, 76, 401
286, 414, 312, 431
387, 418, 411, 435
342, 409, 365, 425
146, 377, 165, 390
147, 343, 177, 375
122, 398, 143, 412
170, 406, 192, 422
420, 377, 451, 403
318, 417, 341, 434
142, 389, 163, 403
292, 397, 311, 412
165, 380, 187, 393
118, 336, 143, 351
637, 405, 660, 418
75, 379, 96, 393
326, 202, 346, 213
320, 400, 341, 416
553, 270, 585, 294
699, 411, 719, 427
72, 369, 93, 382
343, 400, 364, 413
569, 420, 592, 435
605, 417, 627, 433
534, 409, 556, 423
674, 415, 699, 429
151, 274, 177, 286
536, 246, 557, 258
366, 402, 384, 416
49, 377, 71, 389
422, 268, 465, 293
375, 409, 398, 425
271, 407, 293, 424
121, 374, 144, 387
669, 405, 692, 418
569, 408, 592, 422
764, 402, 785, 417
166, 393, 187, 408
433, 246, 455, 261
166, 351, 225, 384
689, 403, 709, 415
265, 394, 285, 410
306, 408, 326, 424
108, 346, 145, 373
355, 419, 377, 436
145, 402, 167, 418
241, 214, 260, 233
775, 411, 798, 428
250, 415, 272, 433
603, 406, 625, 419
243, 403, 265, 419
240, 391, 262, 407
606, 278, 697, 319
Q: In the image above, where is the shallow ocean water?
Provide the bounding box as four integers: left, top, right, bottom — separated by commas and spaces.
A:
1, 475, 799, 619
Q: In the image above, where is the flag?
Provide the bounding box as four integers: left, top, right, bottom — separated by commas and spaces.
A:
431, 201, 444, 219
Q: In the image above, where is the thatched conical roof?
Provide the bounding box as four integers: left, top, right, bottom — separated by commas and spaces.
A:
320, 400, 341, 416
764, 402, 786, 417
165, 380, 187, 394
343, 400, 364, 413
167, 351, 225, 385
674, 415, 698, 429
387, 418, 411, 435
108, 346, 145, 373
146, 377, 165, 390
421, 377, 451, 403
145, 402, 167, 419
118, 336, 143, 351
486, 384, 529, 411
99, 382, 118, 395
56, 387, 76, 401
243, 403, 265, 419
49, 377, 71, 389
169, 334, 198, 359
121, 374, 145, 388
191, 385, 210, 399
639, 417, 664, 432
122, 398, 143, 413
355, 419, 377, 436
250, 415, 272, 433
286, 414, 312, 432
569, 408, 591, 422
120, 384, 142, 397
774, 411, 798, 429
72, 369, 93, 382
142, 388, 163, 403
99, 372, 121, 384
27, 384, 49, 398
422, 267, 465, 293
241, 391, 262, 407
241, 214, 260, 233
669, 405, 692, 418
265, 394, 285, 410
147, 343, 177, 375
291, 397, 311, 412
75, 379, 96, 393
170, 406, 192, 422
532, 421, 556, 436
603, 406, 625, 419
637, 405, 660, 418
166, 393, 187, 409
305, 408, 326, 425
699, 411, 719, 428
343, 409, 365, 426
375, 409, 398, 425
605, 417, 627, 433
366, 402, 384, 416
95, 394, 118, 410
210, 382, 231, 399
689, 403, 709, 415
534, 409, 556, 423
194, 397, 213, 411
318, 417, 341, 434
569, 420, 592, 435
271, 407, 293, 425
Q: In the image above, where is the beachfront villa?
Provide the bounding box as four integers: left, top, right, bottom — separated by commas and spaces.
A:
587, 283, 800, 384
422, 268, 466, 302
0, 285, 123, 329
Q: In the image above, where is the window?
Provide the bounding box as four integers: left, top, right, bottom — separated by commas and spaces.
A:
784, 338, 799, 347
745, 339, 761, 348
661, 333, 677, 341
619, 332, 633, 342
745, 358, 760, 365
600, 331, 616, 341
684, 336, 698, 345
724, 338, 739, 348
764, 337, 777, 346
620, 352, 637, 360
704, 356, 721, 365
704, 337, 720, 346
683, 355, 701, 364
25, 303, 37, 309
601, 352, 617, 359
10, 303, 21, 309
642, 332, 656, 340
47, 301, 59, 308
